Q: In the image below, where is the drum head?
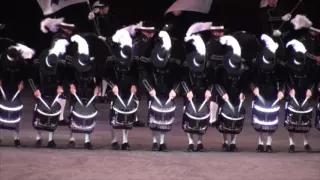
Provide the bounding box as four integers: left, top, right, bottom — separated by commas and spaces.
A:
222, 102, 243, 117
186, 100, 209, 117
150, 98, 175, 112
0, 99, 21, 108
74, 102, 96, 115
114, 98, 138, 112
37, 100, 61, 114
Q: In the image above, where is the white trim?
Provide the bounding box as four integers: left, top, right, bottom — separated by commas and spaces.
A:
72, 110, 98, 119
60, 22, 75, 28
186, 125, 207, 131
185, 112, 210, 120
120, 50, 128, 59
229, 59, 236, 68
138, 27, 155, 30
262, 56, 271, 64
193, 58, 200, 67
150, 105, 176, 113
294, 59, 301, 65
0, 117, 21, 124
157, 54, 164, 61
0, 104, 23, 111
45, 57, 52, 67
71, 121, 96, 130
310, 27, 320, 33
253, 117, 278, 126
221, 112, 244, 121
288, 106, 313, 114
150, 117, 175, 125
254, 105, 280, 113
7, 55, 14, 61
113, 107, 138, 115
36, 109, 61, 117
78, 59, 86, 66
210, 26, 224, 30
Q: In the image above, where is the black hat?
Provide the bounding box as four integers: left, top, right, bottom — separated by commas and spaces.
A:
111, 28, 134, 66
185, 35, 206, 72
39, 49, 58, 74
286, 39, 307, 71
258, 34, 279, 70
151, 30, 171, 68
93, 0, 109, 8
136, 21, 157, 31
116, 45, 132, 64
70, 34, 91, 72
0, 38, 27, 68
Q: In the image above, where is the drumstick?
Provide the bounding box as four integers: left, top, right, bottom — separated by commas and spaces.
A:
0, 87, 6, 100
189, 100, 197, 113
116, 94, 127, 108
271, 98, 280, 107
226, 100, 235, 113
165, 98, 171, 105
301, 97, 309, 107
153, 96, 162, 106
238, 100, 243, 113
39, 97, 51, 110
198, 99, 208, 112
51, 94, 61, 107
127, 93, 134, 106
86, 95, 97, 107
292, 96, 300, 106
257, 95, 266, 105
73, 93, 84, 106
11, 90, 21, 101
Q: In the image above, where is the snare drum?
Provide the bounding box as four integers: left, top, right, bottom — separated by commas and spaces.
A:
70, 102, 97, 134
284, 100, 313, 133
182, 100, 210, 135
110, 98, 138, 130
251, 100, 280, 133
0, 99, 23, 130
217, 102, 245, 134
32, 99, 61, 132
148, 98, 176, 132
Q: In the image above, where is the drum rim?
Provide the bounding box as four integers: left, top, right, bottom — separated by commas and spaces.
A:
252, 116, 279, 126
185, 125, 207, 131
37, 108, 61, 117
71, 121, 96, 130
113, 106, 138, 114
287, 106, 313, 114
150, 105, 176, 113
72, 110, 98, 119
0, 116, 21, 124
221, 112, 244, 121
253, 104, 280, 113
149, 116, 175, 125
0, 104, 23, 112
185, 112, 210, 120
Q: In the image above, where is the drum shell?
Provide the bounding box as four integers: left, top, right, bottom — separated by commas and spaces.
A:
284, 101, 313, 133
0, 99, 23, 130
251, 101, 280, 133
182, 100, 210, 135
217, 103, 245, 134
110, 98, 138, 130
148, 99, 176, 132
70, 102, 97, 134
32, 102, 61, 132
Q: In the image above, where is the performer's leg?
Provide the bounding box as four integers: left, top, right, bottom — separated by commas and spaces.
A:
266, 132, 273, 153
229, 134, 237, 152
209, 101, 218, 124
35, 130, 42, 147
159, 132, 168, 152
133, 97, 146, 127
57, 98, 68, 126
47, 131, 56, 148
186, 133, 195, 152
151, 131, 158, 151
221, 133, 229, 151
13, 123, 21, 147
288, 132, 295, 153
121, 129, 130, 150
256, 132, 264, 152
196, 135, 204, 152
101, 79, 108, 97
84, 133, 94, 150
303, 133, 311, 151
68, 131, 76, 148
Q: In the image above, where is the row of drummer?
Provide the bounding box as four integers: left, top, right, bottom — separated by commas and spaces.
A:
0, 15, 320, 153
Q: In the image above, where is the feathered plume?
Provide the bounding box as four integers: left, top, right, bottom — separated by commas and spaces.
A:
49, 39, 70, 56
286, 39, 307, 54
11, 43, 35, 59
261, 34, 279, 53
219, 35, 241, 56
185, 22, 212, 39
112, 29, 133, 48
187, 35, 206, 56
290, 14, 312, 30
123, 21, 142, 36
71, 35, 89, 55
40, 18, 64, 33
158, 31, 172, 51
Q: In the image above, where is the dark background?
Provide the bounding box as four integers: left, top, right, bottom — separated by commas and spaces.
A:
0, 0, 315, 55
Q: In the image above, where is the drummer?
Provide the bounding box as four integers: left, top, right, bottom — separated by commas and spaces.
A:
0, 40, 35, 147
142, 24, 182, 152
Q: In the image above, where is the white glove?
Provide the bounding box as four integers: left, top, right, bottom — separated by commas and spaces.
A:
98, 36, 106, 41
273, 30, 282, 37
282, 13, 292, 21
88, 12, 95, 20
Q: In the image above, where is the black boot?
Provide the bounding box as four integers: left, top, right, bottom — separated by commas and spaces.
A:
196, 143, 205, 152
121, 142, 131, 150
187, 144, 194, 152
35, 139, 42, 148
14, 139, 22, 148
84, 142, 94, 150
69, 140, 76, 148
256, 144, 264, 153
58, 119, 70, 126
289, 145, 295, 153
229, 144, 238, 152
47, 140, 57, 148
266, 145, 273, 153
133, 119, 146, 127
159, 143, 168, 152
221, 143, 229, 152
112, 142, 120, 150
152, 143, 158, 151
304, 144, 312, 152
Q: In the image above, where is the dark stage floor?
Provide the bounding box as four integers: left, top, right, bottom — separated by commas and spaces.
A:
1, 90, 320, 180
